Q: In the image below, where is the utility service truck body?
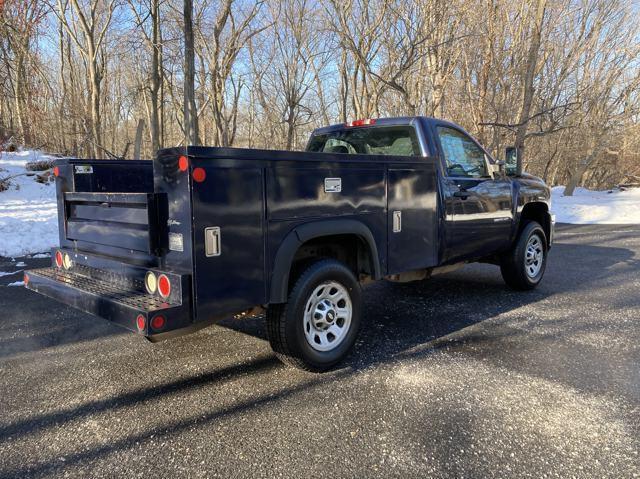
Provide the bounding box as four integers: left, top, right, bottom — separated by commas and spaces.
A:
25, 117, 553, 370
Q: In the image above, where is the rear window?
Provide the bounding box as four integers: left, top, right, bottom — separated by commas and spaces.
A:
307, 125, 420, 156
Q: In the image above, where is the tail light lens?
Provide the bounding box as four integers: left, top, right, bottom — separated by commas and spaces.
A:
136, 314, 146, 331
55, 251, 63, 268
178, 155, 189, 172
157, 274, 171, 298
192, 167, 206, 183
145, 271, 157, 294
53, 166, 59, 177
151, 315, 166, 330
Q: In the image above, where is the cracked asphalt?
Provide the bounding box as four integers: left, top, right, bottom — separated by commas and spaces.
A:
0, 224, 638, 478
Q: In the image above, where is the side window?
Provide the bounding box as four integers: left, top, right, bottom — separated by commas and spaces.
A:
437, 127, 488, 178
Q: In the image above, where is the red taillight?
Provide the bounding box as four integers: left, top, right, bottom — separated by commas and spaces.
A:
157, 274, 171, 298
53, 166, 59, 177
178, 155, 189, 172
192, 167, 206, 183
151, 315, 166, 330
55, 251, 63, 268
136, 314, 146, 331
345, 118, 376, 127
24, 273, 29, 285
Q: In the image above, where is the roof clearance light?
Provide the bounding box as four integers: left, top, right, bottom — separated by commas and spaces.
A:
145, 271, 157, 295
178, 156, 189, 172
62, 253, 73, 269
345, 118, 376, 127
55, 251, 63, 268
157, 274, 171, 298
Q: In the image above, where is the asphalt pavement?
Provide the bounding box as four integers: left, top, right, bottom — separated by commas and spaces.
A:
0, 224, 638, 478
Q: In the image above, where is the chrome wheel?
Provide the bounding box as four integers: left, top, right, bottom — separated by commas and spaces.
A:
303, 281, 352, 352
525, 234, 544, 278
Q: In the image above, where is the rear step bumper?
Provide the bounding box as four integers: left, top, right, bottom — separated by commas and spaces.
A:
25, 267, 191, 339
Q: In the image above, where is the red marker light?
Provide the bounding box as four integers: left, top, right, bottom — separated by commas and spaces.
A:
151, 315, 166, 330
55, 251, 63, 268
24, 273, 29, 285
178, 156, 189, 172
53, 166, 60, 177
157, 274, 171, 298
136, 314, 146, 331
345, 118, 376, 127
192, 167, 206, 183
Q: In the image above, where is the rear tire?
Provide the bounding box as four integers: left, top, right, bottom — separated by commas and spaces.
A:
266, 259, 362, 372
500, 221, 547, 290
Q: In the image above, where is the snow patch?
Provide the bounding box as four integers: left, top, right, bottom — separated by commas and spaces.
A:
0, 150, 58, 257
7, 281, 25, 287
551, 186, 640, 225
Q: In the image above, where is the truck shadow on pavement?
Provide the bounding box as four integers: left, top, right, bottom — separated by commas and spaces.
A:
1, 238, 638, 477
219, 239, 639, 370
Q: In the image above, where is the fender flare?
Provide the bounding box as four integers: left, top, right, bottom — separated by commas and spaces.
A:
269, 219, 382, 303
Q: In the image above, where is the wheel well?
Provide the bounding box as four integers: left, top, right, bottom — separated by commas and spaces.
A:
289, 234, 374, 289
520, 202, 550, 242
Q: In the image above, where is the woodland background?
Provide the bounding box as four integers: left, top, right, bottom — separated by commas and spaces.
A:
1, 0, 639, 193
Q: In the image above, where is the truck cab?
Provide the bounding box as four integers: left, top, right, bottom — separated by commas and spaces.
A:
25, 116, 554, 371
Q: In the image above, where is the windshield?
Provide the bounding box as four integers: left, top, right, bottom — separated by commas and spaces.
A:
307, 125, 421, 156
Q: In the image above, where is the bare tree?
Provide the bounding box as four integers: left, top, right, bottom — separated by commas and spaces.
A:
55, 0, 118, 157
183, 0, 199, 145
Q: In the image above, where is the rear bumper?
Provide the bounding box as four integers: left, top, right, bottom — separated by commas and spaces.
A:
24, 267, 192, 338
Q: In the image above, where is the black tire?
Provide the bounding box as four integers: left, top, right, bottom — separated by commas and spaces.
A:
500, 221, 548, 290
266, 258, 362, 372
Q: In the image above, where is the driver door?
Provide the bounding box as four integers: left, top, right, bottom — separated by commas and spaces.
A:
435, 125, 513, 262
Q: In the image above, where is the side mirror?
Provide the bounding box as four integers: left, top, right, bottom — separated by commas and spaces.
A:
504, 146, 520, 176
491, 160, 506, 179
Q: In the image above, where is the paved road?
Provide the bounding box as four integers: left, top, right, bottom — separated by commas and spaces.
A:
0, 224, 638, 478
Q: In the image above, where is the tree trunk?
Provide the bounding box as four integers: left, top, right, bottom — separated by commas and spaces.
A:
183, 0, 199, 146
149, 0, 161, 154
514, 0, 547, 171
133, 118, 144, 160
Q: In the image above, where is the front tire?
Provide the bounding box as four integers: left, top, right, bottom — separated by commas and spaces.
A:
266, 259, 362, 372
500, 221, 548, 290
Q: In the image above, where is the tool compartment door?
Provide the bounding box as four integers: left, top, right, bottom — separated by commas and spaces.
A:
387, 164, 439, 274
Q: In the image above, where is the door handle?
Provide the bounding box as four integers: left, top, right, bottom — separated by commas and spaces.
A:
453, 190, 469, 199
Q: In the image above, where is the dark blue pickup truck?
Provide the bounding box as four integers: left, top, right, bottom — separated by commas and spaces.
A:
25, 117, 554, 371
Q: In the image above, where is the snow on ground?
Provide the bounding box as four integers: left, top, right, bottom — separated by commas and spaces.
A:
551, 186, 640, 225
0, 150, 58, 257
